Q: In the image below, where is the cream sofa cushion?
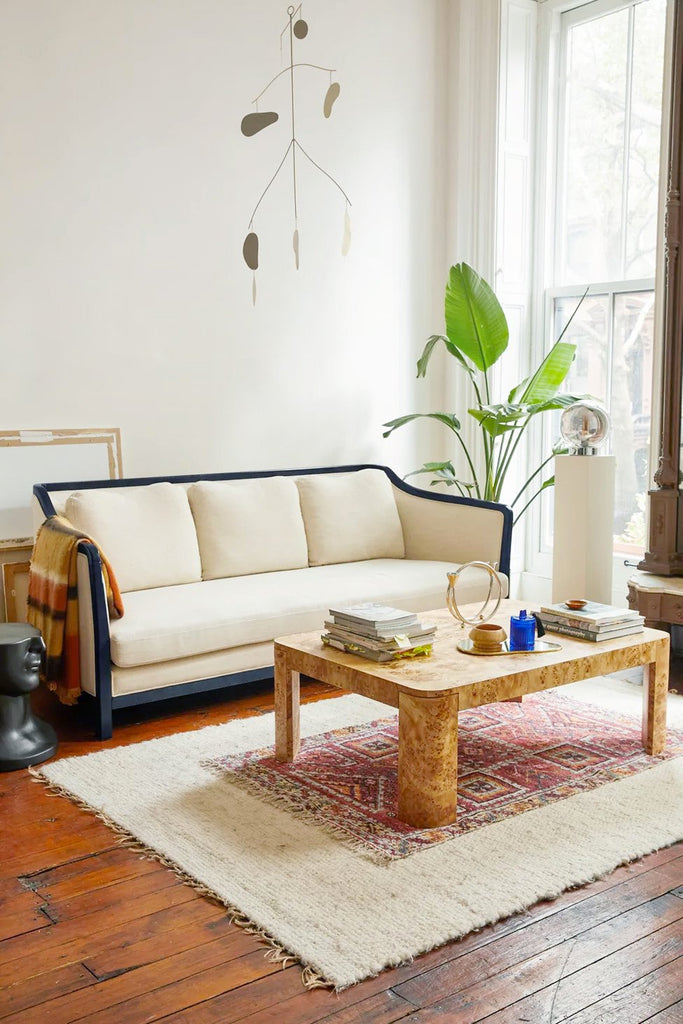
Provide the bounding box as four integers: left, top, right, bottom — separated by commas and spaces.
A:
107, 557, 508, 668
188, 477, 308, 580
296, 469, 405, 566
66, 482, 202, 593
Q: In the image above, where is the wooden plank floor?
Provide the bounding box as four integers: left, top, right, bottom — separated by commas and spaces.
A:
1, 679, 681, 1024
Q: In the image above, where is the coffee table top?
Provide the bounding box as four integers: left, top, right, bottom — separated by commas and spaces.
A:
274, 600, 669, 708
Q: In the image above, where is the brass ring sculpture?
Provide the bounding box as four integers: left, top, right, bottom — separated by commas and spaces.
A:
446, 561, 504, 627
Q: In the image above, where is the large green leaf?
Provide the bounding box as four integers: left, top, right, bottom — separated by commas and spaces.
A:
382, 412, 461, 438
416, 335, 476, 380
531, 392, 591, 414
509, 342, 576, 405
404, 462, 475, 493
416, 336, 443, 378
406, 461, 457, 475
468, 403, 528, 437
444, 263, 509, 371
508, 290, 587, 403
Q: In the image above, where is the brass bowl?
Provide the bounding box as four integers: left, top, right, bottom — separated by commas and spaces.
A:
565, 599, 587, 610
469, 623, 507, 652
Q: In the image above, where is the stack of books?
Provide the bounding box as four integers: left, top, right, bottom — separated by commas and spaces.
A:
321, 603, 437, 662
537, 601, 645, 641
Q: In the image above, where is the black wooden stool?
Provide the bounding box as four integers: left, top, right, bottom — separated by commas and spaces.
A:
0, 623, 57, 771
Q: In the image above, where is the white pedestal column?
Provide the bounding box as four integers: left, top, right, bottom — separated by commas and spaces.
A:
552, 454, 616, 604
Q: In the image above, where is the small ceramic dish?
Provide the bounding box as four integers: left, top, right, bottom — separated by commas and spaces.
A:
564, 599, 587, 610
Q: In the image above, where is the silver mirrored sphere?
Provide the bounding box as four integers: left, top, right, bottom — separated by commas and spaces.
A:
560, 401, 611, 455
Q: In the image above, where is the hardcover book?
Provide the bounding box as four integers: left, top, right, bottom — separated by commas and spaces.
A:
540, 620, 644, 641
321, 635, 433, 662
328, 603, 419, 628
539, 612, 644, 633
323, 620, 436, 646
538, 601, 642, 628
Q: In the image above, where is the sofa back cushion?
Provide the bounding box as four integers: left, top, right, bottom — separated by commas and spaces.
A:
66, 482, 202, 593
188, 476, 309, 580
296, 469, 405, 566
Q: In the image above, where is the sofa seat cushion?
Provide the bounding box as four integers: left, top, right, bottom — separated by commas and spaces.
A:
66, 482, 202, 593
296, 469, 405, 565
188, 477, 308, 580
109, 559, 507, 668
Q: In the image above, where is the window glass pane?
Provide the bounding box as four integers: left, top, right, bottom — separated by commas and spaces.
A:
540, 295, 610, 549
554, 294, 610, 401
612, 290, 654, 550
561, 8, 629, 284
627, 0, 667, 278
541, 290, 654, 555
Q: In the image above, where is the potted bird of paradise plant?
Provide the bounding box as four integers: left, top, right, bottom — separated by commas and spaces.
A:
383, 263, 587, 524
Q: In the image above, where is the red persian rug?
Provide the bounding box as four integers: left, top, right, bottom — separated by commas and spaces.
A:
207, 691, 683, 860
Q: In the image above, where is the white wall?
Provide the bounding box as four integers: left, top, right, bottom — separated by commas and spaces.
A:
0, 0, 450, 478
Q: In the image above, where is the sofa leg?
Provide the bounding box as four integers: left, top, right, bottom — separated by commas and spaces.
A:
95, 697, 113, 740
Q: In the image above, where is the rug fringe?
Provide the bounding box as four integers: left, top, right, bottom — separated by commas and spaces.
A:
28, 766, 334, 991
201, 758, 394, 866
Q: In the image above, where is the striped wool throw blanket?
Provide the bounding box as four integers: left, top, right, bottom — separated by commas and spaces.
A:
27, 516, 124, 706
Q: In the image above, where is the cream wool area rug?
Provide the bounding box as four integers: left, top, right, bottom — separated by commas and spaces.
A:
36, 677, 683, 990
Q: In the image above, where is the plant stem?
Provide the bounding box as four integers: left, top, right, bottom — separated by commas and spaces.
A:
513, 480, 552, 525
477, 417, 497, 499
553, 285, 590, 347
470, 375, 493, 492
453, 432, 481, 499
494, 416, 531, 500
485, 457, 495, 500
470, 375, 485, 410
492, 428, 517, 498
510, 451, 556, 508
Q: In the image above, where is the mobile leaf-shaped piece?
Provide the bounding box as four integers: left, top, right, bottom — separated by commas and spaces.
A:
241, 4, 351, 301
323, 82, 340, 118
241, 112, 279, 137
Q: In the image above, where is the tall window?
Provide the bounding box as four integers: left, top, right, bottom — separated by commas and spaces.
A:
537, 0, 667, 565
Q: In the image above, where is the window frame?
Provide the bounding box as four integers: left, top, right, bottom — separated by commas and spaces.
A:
523, 0, 665, 592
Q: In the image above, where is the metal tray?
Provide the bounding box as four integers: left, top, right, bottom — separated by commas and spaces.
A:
456, 638, 563, 656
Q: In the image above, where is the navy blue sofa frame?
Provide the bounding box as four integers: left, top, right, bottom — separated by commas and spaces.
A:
33, 464, 513, 739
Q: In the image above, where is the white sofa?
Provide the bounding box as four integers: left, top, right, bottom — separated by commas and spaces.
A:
33, 465, 512, 738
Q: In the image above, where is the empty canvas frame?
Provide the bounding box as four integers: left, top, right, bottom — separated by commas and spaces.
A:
0, 428, 123, 542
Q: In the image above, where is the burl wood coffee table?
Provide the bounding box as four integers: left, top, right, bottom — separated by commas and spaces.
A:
274, 600, 670, 829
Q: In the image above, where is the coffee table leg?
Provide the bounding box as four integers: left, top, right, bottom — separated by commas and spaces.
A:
398, 691, 459, 828
274, 646, 300, 761
642, 640, 668, 755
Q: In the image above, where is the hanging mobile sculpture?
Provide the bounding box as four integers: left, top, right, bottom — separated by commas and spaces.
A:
241, 4, 351, 304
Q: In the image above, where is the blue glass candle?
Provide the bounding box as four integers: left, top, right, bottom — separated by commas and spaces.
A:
509, 609, 536, 651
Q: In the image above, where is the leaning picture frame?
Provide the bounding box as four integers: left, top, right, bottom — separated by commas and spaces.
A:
0, 427, 123, 542
2, 561, 30, 623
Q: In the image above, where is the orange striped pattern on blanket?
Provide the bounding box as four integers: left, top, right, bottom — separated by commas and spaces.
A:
27, 515, 124, 706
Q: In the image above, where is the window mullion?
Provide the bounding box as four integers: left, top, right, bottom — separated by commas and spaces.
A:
607, 288, 616, 420
555, 18, 570, 283
621, 4, 635, 279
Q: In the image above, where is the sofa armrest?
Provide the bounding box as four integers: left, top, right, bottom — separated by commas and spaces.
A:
76, 550, 102, 695
392, 485, 512, 576
76, 545, 114, 735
